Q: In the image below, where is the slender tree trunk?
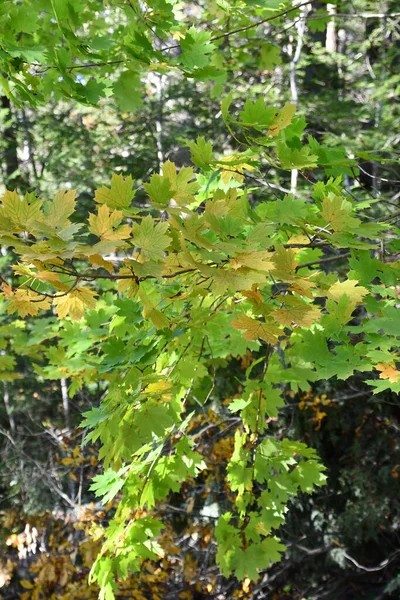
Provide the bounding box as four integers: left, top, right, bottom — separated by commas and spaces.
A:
288, 5, 309, 193
61, 377, 76, 499
61, 378, 71, 433
325, 4, 337, 53
155, 74, 164, 170
3, 381, 15, 433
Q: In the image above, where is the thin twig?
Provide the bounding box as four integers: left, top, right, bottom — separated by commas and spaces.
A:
295, 252, 351, 272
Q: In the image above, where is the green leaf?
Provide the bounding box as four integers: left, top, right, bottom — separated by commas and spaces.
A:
187, 136, 214, 169
143, 174, 173, 207
180, 27, 215, 69
277, 142, 318, 170
259, 43, 281, 70
90, 466, 130, 504
233, 537, 286, 580
95, 174, 135, 209
114, 71, 143, 112
131, 216, 171, 261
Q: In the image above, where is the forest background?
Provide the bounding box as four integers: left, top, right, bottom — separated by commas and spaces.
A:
0, 1, 399, 599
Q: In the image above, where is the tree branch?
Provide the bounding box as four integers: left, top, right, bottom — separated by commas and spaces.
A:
296, 252, 351, 272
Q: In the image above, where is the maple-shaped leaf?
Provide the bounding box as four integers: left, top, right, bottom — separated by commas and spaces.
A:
3, 284, 51, 317
187, 136, 214, 169
376, 362, 400, 383
53, 287, 98, 320
231, 314, 280, 344
233, 537, 285, 581
291, 460, 327, 493
143, 174, 173, 207
206, 267, 267, 294
0, 190, 43, 233
277, 143, 318, 170
95, 174, 135, 209
289, 277, 315, 299
227, 462, 253, 495
321, 194, 360, 232
272, 245, 298, 280
257, 194, 310, 225
242, 287, 264, 305
239, 98, 278, 129
43, 189, 76, 229
180, 27, 215, 69
323, 296, 355, 332
90, 466, 129, 504
88, 205, 131, 240
161, 161, 199, 206
268, 103, 296, 136
113, 70, 143, 112
231, 250, 274, 272
327, 279, 368, 305
272, 296, 320, 328
131, 215, 171, 261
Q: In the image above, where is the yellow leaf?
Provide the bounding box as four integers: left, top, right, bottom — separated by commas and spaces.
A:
13, 262, 60, 284
312, 408, 327, 431
231, 314, 280, 344
0, 190, 43, 233
3, 284, 51, 317
272, 244, 298, 280
272, 296, 320, 327
95, 174, 134, 209
321, 195, 359, 232
53, 287, 98, 320
268, 103, 296, 136
117, 267, 139, 298
44, 189, 76, 229
35, 270, 61, 284
69, 472, 78, 481
289, 278, 315, 299
201, 265, 266, 294
231, 250, 274, 272
376, 362, 400, 383
147, 381, 172, 394
88, 205, 131, 240
162, 161, 199, 205
242, 287, 264, 305
219, 154, 255, 184
89, 254, 115, 274
20, 580, 34, 589
327, 279, 368, 305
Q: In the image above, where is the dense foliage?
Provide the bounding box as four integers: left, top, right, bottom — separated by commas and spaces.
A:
0, 1, 399, 599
